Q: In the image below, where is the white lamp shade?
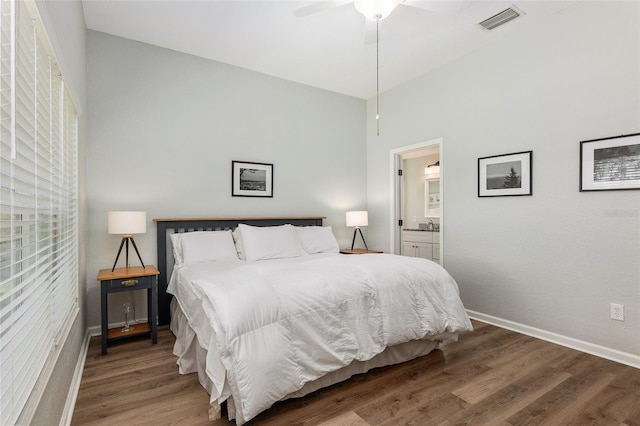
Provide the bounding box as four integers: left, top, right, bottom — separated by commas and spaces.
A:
354, 0, 401, 21
346, 211, 368, 228
108, 211, 147, 235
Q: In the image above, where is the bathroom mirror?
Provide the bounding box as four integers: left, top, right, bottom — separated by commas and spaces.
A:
424, 178, 440, 218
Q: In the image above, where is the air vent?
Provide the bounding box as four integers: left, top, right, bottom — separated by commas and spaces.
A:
478, 6, 524, 31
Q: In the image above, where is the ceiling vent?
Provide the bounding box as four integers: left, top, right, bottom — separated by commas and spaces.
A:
477, 6, 524, 31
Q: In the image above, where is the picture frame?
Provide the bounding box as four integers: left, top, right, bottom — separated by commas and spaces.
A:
579, 133, 640, 192
232, 161, 273, 197
478, 151, 532, 197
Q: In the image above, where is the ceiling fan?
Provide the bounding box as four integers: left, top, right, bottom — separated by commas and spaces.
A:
293, 0, 463, 43
293, 0, 462, 135
293, 0, 463, 20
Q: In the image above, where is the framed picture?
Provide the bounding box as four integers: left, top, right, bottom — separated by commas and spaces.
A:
232, 161, 273, 197
580, 133, 640, 192
478, 151, 532, 197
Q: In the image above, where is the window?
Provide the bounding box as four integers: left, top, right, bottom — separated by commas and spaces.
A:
0, 0, 79, 424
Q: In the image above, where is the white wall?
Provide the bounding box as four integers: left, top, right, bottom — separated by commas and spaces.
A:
366, 1, 639, 358
86, 31, 367, 328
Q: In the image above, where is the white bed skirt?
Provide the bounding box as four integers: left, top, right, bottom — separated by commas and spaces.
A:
170, 298, 446, 422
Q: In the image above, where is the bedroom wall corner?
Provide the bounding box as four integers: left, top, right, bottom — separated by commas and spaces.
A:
365, 1, 640, 359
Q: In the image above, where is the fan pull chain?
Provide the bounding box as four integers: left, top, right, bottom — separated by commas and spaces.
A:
376, 16, 380, 136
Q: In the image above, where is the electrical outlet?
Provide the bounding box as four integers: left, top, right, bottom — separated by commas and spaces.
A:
412, 215, 416, 221
610, 303, 624, 321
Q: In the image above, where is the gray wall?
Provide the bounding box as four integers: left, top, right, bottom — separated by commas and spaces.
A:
31, 0, 87, 424
86, 31, 367, 328
366, 1, 639, 356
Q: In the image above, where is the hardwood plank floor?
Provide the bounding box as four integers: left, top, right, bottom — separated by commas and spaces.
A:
72, 321, 640, 425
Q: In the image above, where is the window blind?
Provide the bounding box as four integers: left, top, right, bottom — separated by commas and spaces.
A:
0, 0, 78, 423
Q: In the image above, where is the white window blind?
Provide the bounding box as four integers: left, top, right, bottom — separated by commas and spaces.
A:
0, 0, 78, 423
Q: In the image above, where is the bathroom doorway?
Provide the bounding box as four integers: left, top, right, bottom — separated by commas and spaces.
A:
390, 138, 443, 261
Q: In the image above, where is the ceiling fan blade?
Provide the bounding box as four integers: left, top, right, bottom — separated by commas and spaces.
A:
292, 1, 352, 18
401, 0, 463, 15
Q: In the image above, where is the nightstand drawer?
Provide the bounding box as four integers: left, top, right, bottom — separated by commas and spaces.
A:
107, 274, 153, 291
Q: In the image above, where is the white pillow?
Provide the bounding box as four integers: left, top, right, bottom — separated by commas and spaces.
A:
169, 233, 185, 266
232, 226, 245, 260
237, 224, 303, 261
295, 226, 339, 254
171, 231, 238, 266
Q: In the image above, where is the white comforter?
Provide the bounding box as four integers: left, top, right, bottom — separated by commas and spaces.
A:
168, 253, 472, 424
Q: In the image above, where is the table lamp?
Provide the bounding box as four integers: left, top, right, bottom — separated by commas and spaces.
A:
346, 210, 369, 250
108, 211, 146, 271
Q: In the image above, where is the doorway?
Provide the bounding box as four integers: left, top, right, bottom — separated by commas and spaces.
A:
389, 138, 443, 260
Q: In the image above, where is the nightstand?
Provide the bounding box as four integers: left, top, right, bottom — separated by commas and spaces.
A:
340, 248, 384, 254
97, 265, 159, 355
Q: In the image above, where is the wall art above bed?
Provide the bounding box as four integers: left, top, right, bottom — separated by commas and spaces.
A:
580, 133, 640, 192
478, 151, 532, 197
232, 161, 273, 197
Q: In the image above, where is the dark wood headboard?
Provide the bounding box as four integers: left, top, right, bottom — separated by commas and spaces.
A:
154, 217, 325, 325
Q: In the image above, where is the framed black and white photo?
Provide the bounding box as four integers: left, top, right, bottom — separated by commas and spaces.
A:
232, 161, 273, 197
580, 133, 640, 192
478, 151, 532, 197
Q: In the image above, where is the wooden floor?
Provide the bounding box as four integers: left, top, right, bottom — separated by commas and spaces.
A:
72, 321, 640, 425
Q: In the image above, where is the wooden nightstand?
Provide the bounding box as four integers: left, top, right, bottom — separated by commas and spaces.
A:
97, 265, 159, 355
340, 248, 384, 254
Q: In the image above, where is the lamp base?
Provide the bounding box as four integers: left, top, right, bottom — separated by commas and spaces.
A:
350, 227, 369, 250
112, 236, 146, 272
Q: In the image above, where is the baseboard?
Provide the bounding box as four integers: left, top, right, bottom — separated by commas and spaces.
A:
87, 325, 101, 337
467, 310, 640, 369
60, 328, 92, 426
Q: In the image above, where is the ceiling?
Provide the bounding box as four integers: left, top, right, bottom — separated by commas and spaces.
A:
82, 0, 581, 99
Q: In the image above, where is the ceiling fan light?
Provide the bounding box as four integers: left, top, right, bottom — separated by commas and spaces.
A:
354, 0, 401, 21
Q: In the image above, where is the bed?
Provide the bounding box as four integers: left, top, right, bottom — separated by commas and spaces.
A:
155, 217, 473, 425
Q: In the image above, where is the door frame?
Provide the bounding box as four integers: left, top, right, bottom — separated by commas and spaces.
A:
389, 138, 443, 260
